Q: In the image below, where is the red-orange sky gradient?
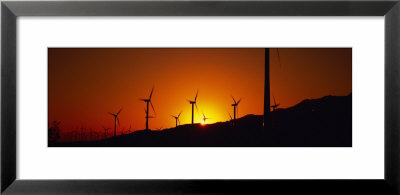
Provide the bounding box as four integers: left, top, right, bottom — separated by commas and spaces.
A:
49, 48, 351, 136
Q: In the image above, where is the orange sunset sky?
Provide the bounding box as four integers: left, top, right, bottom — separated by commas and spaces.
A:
49, 48, 351, 134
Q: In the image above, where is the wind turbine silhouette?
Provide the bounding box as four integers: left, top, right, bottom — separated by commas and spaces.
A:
231, 95, 241, 126
202, 112, 210, 124
187, 89, 199, 124
265, 48, 283, 128
171, 111, 182, 127
102, 125, 110, 139
140, 86, 156, 130
271, 95, 280, 111
108, 108, 122, 137
127, 124, 132, 134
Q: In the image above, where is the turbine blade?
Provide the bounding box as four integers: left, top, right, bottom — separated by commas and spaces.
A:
237, 99, 241, 105
150, 101, 156, 114
231, 95, 236, 104
195, 89, 199, 101
195, 103, 199, 114
149, 86, 154, 99
117, 108, 123, 115
225, 107, 233, 120
108, 112, 114, 116
139, 98, 147, 101
178, 111, 182, 117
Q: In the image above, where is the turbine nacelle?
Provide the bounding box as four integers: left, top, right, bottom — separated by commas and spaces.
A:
231, 95, 241, 106
141, 99, 150, 102
188, 89, 199, 104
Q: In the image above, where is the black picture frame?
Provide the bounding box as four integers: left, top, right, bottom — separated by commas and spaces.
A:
1, 0, 399, 194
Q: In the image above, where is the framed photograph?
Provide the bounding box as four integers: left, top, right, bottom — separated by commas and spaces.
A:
2, 0, 399, 194
47, 48, 351, 147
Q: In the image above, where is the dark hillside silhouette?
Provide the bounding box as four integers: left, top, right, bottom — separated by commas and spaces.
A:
50, 94, 351, 147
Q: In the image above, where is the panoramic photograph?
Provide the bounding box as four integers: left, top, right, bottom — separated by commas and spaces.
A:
48, 48, 352, 147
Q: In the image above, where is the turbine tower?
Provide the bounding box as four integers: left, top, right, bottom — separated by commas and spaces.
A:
187, 89, 199, 124
171, 111, 182, 127
231, 95, 241, 126
140, 86, 156, 130
108, 108, 122, 137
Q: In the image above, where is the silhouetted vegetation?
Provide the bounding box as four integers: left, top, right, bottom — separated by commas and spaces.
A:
48, 121, 61, 144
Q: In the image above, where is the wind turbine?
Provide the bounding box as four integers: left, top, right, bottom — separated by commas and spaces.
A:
127, 124, 132, 134
202, 112, 210, 124
140, 86, 156, 130
271, 95, 280, 111
171, 111, 182, 127
231, 95, 241, 126
108, 108, 122, 137
187, 89, 199, 124
265, 48, 283, 129
102, 125, 110, 139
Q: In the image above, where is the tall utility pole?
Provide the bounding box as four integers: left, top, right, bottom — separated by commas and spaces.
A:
264, 48, 271, 129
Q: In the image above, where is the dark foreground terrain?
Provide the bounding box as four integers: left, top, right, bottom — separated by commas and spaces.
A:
50, 94, 351, 147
